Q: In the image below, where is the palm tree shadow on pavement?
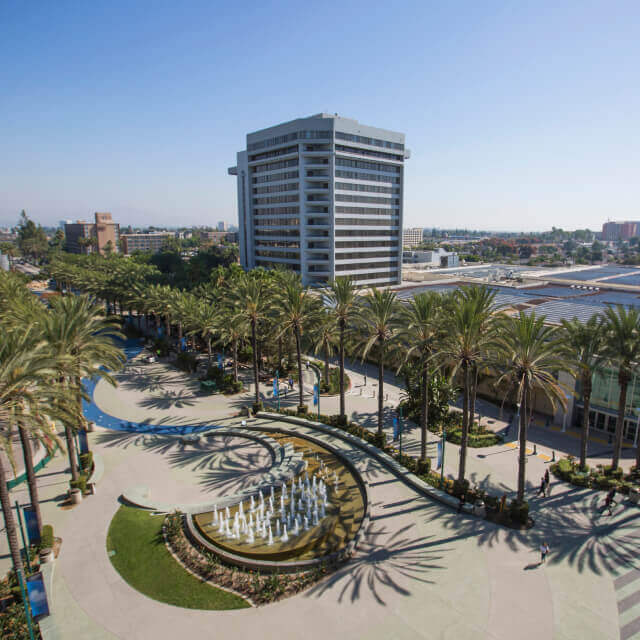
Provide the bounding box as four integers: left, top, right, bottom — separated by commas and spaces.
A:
306, 522, 445, 605
437, 483, 640, 576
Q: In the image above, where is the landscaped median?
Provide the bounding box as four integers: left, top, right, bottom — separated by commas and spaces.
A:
551, 456, 640, 494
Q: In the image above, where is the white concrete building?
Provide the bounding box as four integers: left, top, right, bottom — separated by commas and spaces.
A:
228, 113, 409, 286
403, 248, 459, 268
402, 227, 423, 247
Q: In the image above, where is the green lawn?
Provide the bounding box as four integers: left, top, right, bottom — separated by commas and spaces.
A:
106, 505, 249, 610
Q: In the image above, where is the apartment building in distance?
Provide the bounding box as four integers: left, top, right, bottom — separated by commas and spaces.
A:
120, 231, 174, 255
65, 212, 120, 254
402, 227, 423, 247
200, 230, 239, 244
602, 220, 640, 242
229, 113, 408, 287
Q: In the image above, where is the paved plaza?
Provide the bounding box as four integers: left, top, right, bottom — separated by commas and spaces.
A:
2, 350, 640, 639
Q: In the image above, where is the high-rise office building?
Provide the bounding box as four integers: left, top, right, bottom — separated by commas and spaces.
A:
229, 113, 408, 286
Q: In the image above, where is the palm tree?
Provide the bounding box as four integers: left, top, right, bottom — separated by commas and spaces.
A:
275, 276, 321, 410
310, 310, 336, 388
442, 286, 496, 483
185, 299, 219, 367
493, 312, 569, 501
39, 295, 125, 482
325, 278, 358, 424
0, 332, 62, 578
397, 292, 442, 464
356, 288, 400, 436
561, 315, 607, 470
217, 310, 247, 383
602, 305, 640, 470
227, 273, 272, 408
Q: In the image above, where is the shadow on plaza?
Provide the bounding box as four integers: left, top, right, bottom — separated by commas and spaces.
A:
436, 482, 640, 576
307, 520, 444, 605
94, 429, 274, 495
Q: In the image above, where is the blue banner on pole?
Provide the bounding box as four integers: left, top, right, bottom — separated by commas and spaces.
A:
392, 416, 398, 440
78, 430, 89, 455
23, 507, 40, 545
217, 354, 223, 369
26, 572, 49, 619
313, 384, 318, 406
437, 441, 443, 469
180, 337, 187, 352
273, 377, 278, 398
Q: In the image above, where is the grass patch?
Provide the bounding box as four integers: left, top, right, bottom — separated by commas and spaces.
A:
106, 505, 249, 610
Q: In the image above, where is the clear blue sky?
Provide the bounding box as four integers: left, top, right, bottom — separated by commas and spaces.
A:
1, 1, 638, 231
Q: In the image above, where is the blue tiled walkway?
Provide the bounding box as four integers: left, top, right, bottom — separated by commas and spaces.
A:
81, 339, 219, 435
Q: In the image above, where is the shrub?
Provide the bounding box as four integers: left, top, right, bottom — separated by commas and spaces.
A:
569, 473, 590, 487
371, 431, 386, 449
70, 475, 87, 493
452, 478, 469, 498
508, 499, 529, 525
602, 465, 624, 480
417, 458, 431, 475
175, 351, 198, 373
40, 524, 54, 550
79, 452, 93, 472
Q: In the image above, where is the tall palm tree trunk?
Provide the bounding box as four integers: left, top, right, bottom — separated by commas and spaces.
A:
18, 425, 42, 536
470, 365, 479, 428
277, 336, 283, 373
580, 375, 592, 470
377, 340, 384, 435
207, 337, 212, 367
517, 386, 529, 501
65, 423, 79, 482
251, 319, 260, 404
233, 338, 239, 383
295, 328, 304, 409
324, 343, 330, 386
458, 364, 471, 482
612, 375, 629, 470
0, 453, 25, 578
339, 320, 346, 422
420, 365, 429, 463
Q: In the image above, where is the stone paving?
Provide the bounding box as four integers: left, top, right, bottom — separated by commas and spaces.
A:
2, 348, 640, 639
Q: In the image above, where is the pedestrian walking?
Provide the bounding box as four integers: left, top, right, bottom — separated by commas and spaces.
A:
288, 376, 294, 390
544, 469, 550, 485
540, 541, 550, 563
602, 494, 613, 516
457, 493, 466, 513
536, 476, 546, 497
363, 373, 367, 386
607, 487, 617, 506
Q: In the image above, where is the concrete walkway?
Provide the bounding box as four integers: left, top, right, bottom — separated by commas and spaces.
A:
4, 348, 639, 639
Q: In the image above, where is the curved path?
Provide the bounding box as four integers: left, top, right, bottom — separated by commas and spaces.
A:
41, 348, 638, 639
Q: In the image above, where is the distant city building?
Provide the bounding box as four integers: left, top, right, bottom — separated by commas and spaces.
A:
121, 232, 174, 255
403, 248, 459, 268
58, 219, 72, 229
602, 221, 640, 242
217, 221, 228, 231
200, 230, 238, 244
402, 227, 423, 247
229, 113, 408, 286
0, 253, 9, 271
65, 212, 120, 255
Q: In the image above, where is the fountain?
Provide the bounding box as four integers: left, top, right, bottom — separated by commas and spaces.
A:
268, 525, 273, 546
247, 525, 254, 544
303, 515, 309, 531
212, 505, 218, 526
281, 524, 289, 543
218, 515, 225, 534
225, 506, 231, 520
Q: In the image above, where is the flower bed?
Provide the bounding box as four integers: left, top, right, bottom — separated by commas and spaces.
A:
551, 456, 640, 493
164, 512, 336, 605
